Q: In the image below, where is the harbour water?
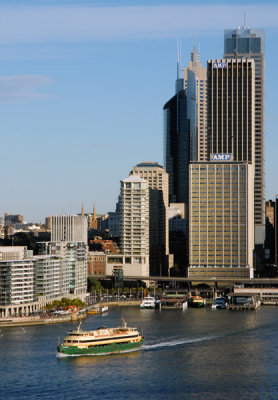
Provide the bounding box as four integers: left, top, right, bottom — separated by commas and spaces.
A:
1, 306, 278, 400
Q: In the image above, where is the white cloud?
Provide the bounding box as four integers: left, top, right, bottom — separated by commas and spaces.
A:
0, 75, 53, 102
0, 4, 276, 44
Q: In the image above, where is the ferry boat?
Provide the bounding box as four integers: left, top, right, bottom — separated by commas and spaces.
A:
87, 308, 98, 315
211, 297, 227, 310
188, 295, 205, 308
160, 294, 187, 310
140, 296, 156, 309
57, 319, 144, 356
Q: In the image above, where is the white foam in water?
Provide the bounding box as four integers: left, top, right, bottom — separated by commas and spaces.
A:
142, 335, 216, 350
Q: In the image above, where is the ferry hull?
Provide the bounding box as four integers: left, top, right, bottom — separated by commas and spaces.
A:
57, 339, 144, 356
140, 305, 155, 309
190, 302, 204, 308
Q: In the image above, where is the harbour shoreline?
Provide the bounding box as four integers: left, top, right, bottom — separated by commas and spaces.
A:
0, 301, 140, 327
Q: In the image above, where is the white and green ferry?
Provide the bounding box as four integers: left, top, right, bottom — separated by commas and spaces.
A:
57, 319, 144, 356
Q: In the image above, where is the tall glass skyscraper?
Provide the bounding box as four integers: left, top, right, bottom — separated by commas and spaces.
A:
184, 45, 207, 162
224, 27, 265, 245
164, 44, 206, 211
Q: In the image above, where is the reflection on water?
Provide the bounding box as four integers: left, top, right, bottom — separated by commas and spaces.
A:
1, 306, 278, 400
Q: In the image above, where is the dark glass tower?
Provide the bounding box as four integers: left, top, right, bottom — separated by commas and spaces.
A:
207, 58, 255, 163
163, 87, 190, 208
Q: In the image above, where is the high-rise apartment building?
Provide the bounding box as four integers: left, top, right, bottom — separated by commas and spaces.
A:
130, 162, 170, 275
207, 58, 255, 163
184, 44, 207, 161
224, 27, 265, 244
50, 215, 88, 243
119, 175, 149, 276
188, 161, 254, 278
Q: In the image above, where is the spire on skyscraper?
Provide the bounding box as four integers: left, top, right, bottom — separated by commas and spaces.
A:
191, 33, 200, 64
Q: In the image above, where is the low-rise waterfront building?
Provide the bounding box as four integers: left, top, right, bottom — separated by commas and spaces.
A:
106, 254, 149, 278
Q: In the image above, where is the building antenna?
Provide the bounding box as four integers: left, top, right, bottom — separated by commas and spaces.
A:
243, 9, 246, 29
177, 36, 180, 79
179, 40, 182, 73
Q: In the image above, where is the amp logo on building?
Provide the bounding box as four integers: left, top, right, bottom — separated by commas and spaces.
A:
213, 62, 227, 69
210, 153, 232, 161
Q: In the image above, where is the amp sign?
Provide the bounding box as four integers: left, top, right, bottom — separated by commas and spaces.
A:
210, 153, 232, 161
213, 62, 227, 69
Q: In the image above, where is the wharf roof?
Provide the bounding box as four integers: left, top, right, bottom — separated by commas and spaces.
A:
227, 292, 260, 297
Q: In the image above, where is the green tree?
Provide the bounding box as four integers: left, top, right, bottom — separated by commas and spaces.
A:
12, 232, 35, 250
72, 298, 85, 307
88, 277, 104, 292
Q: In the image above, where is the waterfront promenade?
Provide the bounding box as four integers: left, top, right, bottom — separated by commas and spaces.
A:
0, 300, 140, 327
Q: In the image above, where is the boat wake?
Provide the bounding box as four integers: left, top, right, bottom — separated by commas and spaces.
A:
142, 335, 216, 351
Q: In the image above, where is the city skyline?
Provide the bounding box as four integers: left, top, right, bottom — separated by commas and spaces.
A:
1, 0, 278, 221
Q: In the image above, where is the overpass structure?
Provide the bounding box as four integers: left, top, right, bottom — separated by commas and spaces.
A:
89, 275, 278, 287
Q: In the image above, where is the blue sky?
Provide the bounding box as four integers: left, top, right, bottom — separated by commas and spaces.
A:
1, 0, 277, 222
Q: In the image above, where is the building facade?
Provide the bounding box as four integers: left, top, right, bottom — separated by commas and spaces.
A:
50, 215, 88, 243
224, 27, 265, 244
188, 162, 254, 278
88, 251, 106, 276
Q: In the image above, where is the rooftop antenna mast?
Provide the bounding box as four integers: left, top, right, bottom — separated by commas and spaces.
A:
177, 37, 180, 79
243, 9, 246, 29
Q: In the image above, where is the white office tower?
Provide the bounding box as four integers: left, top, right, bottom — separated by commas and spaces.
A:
50, 215, 88, 243
119, 176, 149, 277
184, 42, 207, 161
